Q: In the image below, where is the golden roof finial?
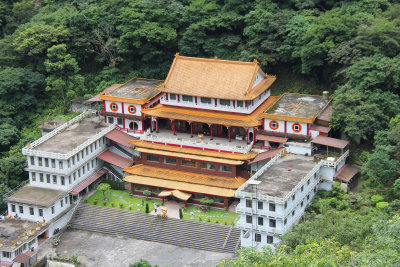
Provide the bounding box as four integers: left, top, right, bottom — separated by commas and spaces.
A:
11, 240, 15, 249
175, 52, 180, 57
214, 56, 218, 60
24, 230, 28, 239
253, 59, 258, 64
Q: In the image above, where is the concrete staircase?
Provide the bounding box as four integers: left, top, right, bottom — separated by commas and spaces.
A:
70, 204, 241, 253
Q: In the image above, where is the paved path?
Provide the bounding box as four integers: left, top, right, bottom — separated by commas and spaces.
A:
54, 230, 233, 267
150, 200, 181, 219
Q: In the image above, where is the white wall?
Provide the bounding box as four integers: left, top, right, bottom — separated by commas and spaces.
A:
124, 118, 143, 131
286, 142, 312, 156
263, 119, 285, 133
264, 119, 309, 137
104, 100, 142, 116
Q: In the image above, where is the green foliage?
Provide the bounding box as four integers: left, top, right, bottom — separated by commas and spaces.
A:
0, 124, 20, 152
97, 183, 111, 200
119, 203, 124, 208
129, 259, 159, 267
145, 203, 149, 213
200, 197, 214, 206
376, 202, 389, 209
361, 149, 400, 186
143, 190, 151, 197
99, 178, 124, 190
371, 195, 384, 203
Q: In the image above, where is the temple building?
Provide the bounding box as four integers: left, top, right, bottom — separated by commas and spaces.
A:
1, 54, 356, 264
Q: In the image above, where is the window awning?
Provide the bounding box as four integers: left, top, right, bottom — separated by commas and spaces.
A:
71, 168, 107, 194
158, 190, 192, 201
250, 148, 284, 164
311, 135, 349, 149
105, 129, 135, 148
310, 124, 331, 134
256, 135, 288, 143
97, 150, 133, 169
334, 165, 359, 183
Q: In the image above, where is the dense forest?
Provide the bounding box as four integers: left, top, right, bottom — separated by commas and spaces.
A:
0, 0, 399, 265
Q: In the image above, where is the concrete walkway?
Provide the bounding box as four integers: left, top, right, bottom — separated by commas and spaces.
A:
150, 200, 181, 219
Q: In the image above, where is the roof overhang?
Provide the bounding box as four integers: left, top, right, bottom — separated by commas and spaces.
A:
311, 136, 349, 149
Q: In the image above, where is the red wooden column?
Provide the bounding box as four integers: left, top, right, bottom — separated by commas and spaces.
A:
228, 127, 231, 142
253, 128, 256, 143
185, 200, 187, 208
103, 101, 107, 123
150, 117, 154, 132
190, 122, 193, 137
156, 117, 159, 133
210, 124, 213, 140
172, 120, 176, 135
162, 197, 165, 204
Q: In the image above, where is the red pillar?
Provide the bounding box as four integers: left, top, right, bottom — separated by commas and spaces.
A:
228, 127, 231, 142
103, 101, 107, 123
246, 129, 249, 144
307, 123, 310, 138
190, 123, 193, 137
253, 129, 256, 143
185, 200, 187, 208
172, 121, 176, 135
284, 121, 287, 137
210, 125, 213, 140
156, 118, 159, 133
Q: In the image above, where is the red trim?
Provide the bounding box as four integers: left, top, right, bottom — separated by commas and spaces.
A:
210, 125, 213, 140
269, 120, 279, 130
307, 123, 310, 137
103, 101, 107, 123
292, 123, 302, 133
143, 93, 163, 108
245, 101, 248, 108
233, 101, 235, 108
177, 95, 180, 102
166, 93, 168, 101
284, 121, 287, 135
228, 127, 231, 142
156, 118, 159, 132
110, 102, 118, 112
195, 97, 197, 105
190, 123, 193, 137
246, 129, 249, 143
215, 99, 217, 107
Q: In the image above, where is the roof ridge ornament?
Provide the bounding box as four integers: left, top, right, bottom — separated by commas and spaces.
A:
175, 52, 180, 57
253, 59, 258, 64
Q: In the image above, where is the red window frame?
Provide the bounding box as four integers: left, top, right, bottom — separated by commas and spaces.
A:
292, 123, 302, 133
269, 120, 279, 130
110, 102, 118, 112
127, 105, 137, 114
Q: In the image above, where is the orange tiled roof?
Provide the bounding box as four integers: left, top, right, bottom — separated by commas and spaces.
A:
158, 54, 276, 100
124, 164, 246, 190
129, 139, 258, 160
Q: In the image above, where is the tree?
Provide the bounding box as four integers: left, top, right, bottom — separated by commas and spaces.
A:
97, 183, 111, 201
143, 189, 151, 200
200, 197, 214, 210
145, 203, 150, 213
129, 259, 159, 267
0, 124, 20, 152
361, 149, 400, 186
179, 208, 183, 219
44, 44, 84, 113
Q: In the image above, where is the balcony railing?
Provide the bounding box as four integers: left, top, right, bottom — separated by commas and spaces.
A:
320, 150, 349, 168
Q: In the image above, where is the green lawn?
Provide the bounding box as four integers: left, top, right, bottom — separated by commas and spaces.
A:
85, 189, 162, 213
85, 189, 239, 226
182, 205, 239, 226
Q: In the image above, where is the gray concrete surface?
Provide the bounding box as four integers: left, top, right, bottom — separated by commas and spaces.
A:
51, 230, 233, 267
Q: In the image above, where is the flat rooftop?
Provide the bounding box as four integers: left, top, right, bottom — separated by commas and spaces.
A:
106, 78, 163, 100
0, 219, 38, 250
264, 94, 329, 118
33, 116, 108, 153
243, 154, 316, 198
6, 185, 66, 207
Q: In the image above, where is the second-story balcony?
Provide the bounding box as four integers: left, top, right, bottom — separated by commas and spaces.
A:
140, 129, 253, 154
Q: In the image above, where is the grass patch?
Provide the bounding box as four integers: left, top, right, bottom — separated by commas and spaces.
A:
182, 206, 239, 226
85, 189, 162, 213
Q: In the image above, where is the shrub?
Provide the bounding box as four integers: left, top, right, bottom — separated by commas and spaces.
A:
215, 219, 219, 224
111, 202, 115, 207
207, 217, 211, 222
93, 199, 98, 205
179, 208, 183, 219
128, 205, 132, 210
119, 203, 124, 208
329, 197, 338, 208
198, 217, 202, 222
145, 203, 150, 213
371, 195, 384, 203
376, 202, 389, 209
102, 201, 107, 206
224, 221, 227, 225
83, 198, 88, 203
143, 190, 151, 199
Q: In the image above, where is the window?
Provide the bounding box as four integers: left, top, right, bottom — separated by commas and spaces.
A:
169, 93, 176, 100
314, 187, 317, 193
246, 199, 252, 208
292, 210, 295, 216
38, 157, 42, 166
237, 101, 244, 107
40, 173, 44, 182
182, 95, 193, 102
86, 147, 88, 156
82, 166, 85, 174
200, 97, 211, 104
30, 157, 35, 166
39, 209, 43, 217
255, 233, 261, 242
51, 159, 55, 168
269, 120, 279, 130
59, 161, 63, 169
68, 160, 70, 168
128, 105, 137, 114
307, 194, 310, 201
45, 158, 49, 167
110, 103, 118, 111
307, 179, 310, 185
90, 144, 93, 153
269, 203, 276, 212
301, 185, 304, 192
94, 141, 97, 150
147, 155, 160, 162
65, 196, 68, 204
269, 219, 276, 228
19, 206, 23, 213
72, 157, 75, 165
29, 207, 34, 215
219, 165, 232, 172
108, 117, 114, 124
246, 215, 252, 224
53, 175, 57, 184
51, 206, 55, 214
292, 123, 302, 133
258, 201, 263, 210
258, 217, 263, 226
117, 118, 123, 125
46, 174, 50, 183
60, 200, 64, 208
91, 160, 94, 168
301, 201, 304, 207
220, 99, 231, 106
163, 157, 177, 165
11, 204, 15, 212
284, 218, 287, 225
284, 202, 287, 209
73, 173, 76, 181
77, 153, 80, 162
31, 172, 36, 182
267, 236, 273, 244
2, 252, 11, 258
61, 176, 65, 185
200, 162, 215, 170
68, 176, 71, 184
181, 159, 196, 168
292, 194, 295, 201
87, 163, 90, 170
